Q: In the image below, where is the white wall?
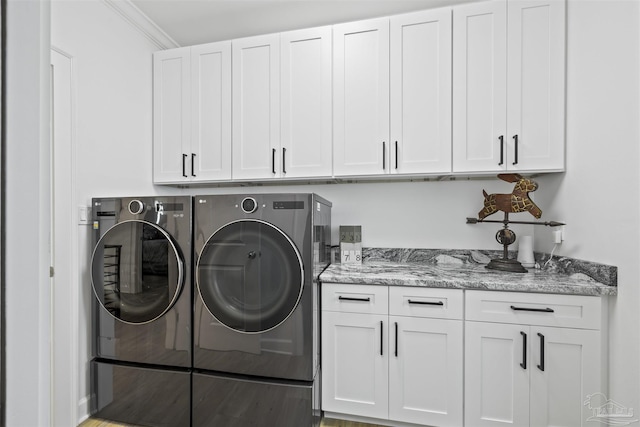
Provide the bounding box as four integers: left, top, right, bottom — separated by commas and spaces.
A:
49, 0, 639, 424
536, 0, 640, 416
5, 0, 51, 426
50, 0, 169, 423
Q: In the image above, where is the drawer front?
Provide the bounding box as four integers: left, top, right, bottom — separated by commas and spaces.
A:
465, 290, 603, 330
321, 283, 388, 314
389, 287, 463, 320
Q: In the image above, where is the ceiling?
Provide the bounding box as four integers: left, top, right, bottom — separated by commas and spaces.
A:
129, 0, 478, 46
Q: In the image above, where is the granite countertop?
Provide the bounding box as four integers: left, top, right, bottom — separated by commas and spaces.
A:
319, 249, 617, 297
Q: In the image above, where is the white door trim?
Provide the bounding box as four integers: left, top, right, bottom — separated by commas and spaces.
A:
50, 46, 79, 427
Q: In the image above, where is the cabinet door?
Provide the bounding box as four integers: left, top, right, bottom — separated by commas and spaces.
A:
465, 321, 529, 427
529, 327, 601, 427
389, 316, 463, 427
452, 0, 507, 173
232, 34, 280, 180
153, 47, 191, 183
333, 18, 390, 177
506, 0, 565, 171
191, 42, 231, 181
321, 311, 388, 419
280, 27, 332, 178
390, 8, 452, 175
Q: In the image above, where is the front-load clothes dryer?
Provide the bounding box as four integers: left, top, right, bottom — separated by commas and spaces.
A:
90, 196, 191, 427
192, 193, 331, 427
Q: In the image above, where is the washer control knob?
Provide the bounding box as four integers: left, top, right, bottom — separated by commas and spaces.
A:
241, 197, 258, 214
128, 199, 145, 215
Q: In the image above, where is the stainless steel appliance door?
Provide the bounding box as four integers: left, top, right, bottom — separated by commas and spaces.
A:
91, 220, 184, 324
196, 219, 304, 333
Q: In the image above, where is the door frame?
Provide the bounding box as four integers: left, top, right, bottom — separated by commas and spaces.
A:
50, 46, 79, 426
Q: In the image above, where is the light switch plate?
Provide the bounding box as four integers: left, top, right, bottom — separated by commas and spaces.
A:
78, 205, 91, 225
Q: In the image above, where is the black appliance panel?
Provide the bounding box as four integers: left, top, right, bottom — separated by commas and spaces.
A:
91, 360, 190, 427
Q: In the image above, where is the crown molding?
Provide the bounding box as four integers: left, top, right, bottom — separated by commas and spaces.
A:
102, 0, 180, 49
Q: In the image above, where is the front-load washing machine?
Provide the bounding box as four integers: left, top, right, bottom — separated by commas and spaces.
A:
192, 193, 331, 427
89, 196, 191, 427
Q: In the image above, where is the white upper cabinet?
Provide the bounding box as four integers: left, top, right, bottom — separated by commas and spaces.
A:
333, 18, 390, 177
453, 0, 565, 173
280, 26, 333, 178
153, 1, 566, 183
452, 0, 508, 173
190, 42, 232, 181
153, 42, 231, 183
506, 0, 565, 171
390, 8, 452, 175
232, 34, 281, 180
153, 47, 191, 183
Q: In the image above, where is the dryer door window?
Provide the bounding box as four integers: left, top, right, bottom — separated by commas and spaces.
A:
197, 219, 304, 333
91, 220, 184, 324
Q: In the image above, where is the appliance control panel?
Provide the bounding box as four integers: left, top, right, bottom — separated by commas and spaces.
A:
273, 201, 304, 210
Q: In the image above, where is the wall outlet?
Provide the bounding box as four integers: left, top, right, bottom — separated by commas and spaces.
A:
553, 227, 564, 244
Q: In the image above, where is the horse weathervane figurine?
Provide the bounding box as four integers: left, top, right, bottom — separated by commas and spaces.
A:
466, 174, 565, 273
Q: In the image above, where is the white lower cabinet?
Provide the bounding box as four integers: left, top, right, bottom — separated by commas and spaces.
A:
464, 291, 605, 427
389, 316, 463, 426
322, 284, 463, 426
321, 310, 389, 419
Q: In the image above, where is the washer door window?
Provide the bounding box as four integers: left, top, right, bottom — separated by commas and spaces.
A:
197, 219, 304, 333
91, 220, 184, 324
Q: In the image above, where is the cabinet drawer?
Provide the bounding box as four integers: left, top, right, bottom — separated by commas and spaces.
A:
389, 287, 463, 320
322, 283, 388, 314
465, 291, 603, 330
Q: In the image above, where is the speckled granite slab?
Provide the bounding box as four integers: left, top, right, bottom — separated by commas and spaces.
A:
320, 248, 617, 296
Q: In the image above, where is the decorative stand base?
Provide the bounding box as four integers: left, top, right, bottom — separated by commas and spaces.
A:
486, 258, 528, 273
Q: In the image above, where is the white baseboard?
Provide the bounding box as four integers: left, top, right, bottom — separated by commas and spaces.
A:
77, 394, 92, 425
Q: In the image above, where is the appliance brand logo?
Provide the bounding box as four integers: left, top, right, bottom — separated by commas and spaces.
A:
198, 199, 207, 204
585, 393, 638, 425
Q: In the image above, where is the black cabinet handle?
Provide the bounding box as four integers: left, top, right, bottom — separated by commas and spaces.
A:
380, 321, 384, 356
395, 141, 398, 169
394, 322, 398, 357
282, 147, 286, 174
272, 148, 276, 174
520, 331, 527, 369
537, 333, 545, 371
512, 135, 519, 165
191, 153, 196, 177
499, 135, 504, 166
338, 296, 370, 302
382, 141, 386, 170
511, 305, 554, 313
182, 154, 188, 177
408, 300, 444, 306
